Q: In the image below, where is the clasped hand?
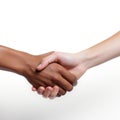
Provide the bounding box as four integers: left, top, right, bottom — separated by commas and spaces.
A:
24, 52, 78, 98
31, 52, 86, 99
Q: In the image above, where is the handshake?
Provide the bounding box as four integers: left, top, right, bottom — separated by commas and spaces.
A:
33, 52, 86, 99
0, 45, 86, 99
1, 31, 120, 99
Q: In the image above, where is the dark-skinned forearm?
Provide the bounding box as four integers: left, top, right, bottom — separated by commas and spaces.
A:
0, 45, 36, 76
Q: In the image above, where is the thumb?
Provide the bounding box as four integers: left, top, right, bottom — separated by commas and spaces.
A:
37, 53, 58, 71
36, 59, 49, 71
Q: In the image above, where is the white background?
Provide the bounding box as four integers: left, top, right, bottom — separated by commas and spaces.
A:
0, 0, 120, 120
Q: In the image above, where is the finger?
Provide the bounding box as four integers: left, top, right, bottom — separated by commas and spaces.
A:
34, 76, 64, 97
37, 53, 58, 70
43, 87, 53, 98
32, 87, 37, 91
52, 75, 73, 92
59, 68, 77, 85
33, 78, 47, 89
58, 87, 66, 96
29, 77, 46, 90
36, 75, 66, 96
36, 76, 55, 88
73, 81, 78, 86
49, 86, 59, 99
37, 87, 45, 95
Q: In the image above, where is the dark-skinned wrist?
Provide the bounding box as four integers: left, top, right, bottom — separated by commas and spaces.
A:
0, 45, 41, 78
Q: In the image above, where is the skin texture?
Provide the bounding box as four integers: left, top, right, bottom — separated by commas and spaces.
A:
36, 31, 120, 98
0, 45, 77, 96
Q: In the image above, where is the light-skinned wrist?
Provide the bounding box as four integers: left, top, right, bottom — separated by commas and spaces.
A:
76, 49, 96, 71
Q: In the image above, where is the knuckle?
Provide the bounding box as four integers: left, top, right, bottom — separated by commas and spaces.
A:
49, 64, 57, 71
50, 51, 55, 54
49, 51, 58, 57
57, 67, 63, 73
52, 74, 60, 81
53, 51, 58, 55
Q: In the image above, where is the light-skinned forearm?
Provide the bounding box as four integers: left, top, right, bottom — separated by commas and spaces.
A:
79, 31, 120, 70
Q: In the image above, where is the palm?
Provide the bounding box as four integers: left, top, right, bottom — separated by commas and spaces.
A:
57, 52, 86, 79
